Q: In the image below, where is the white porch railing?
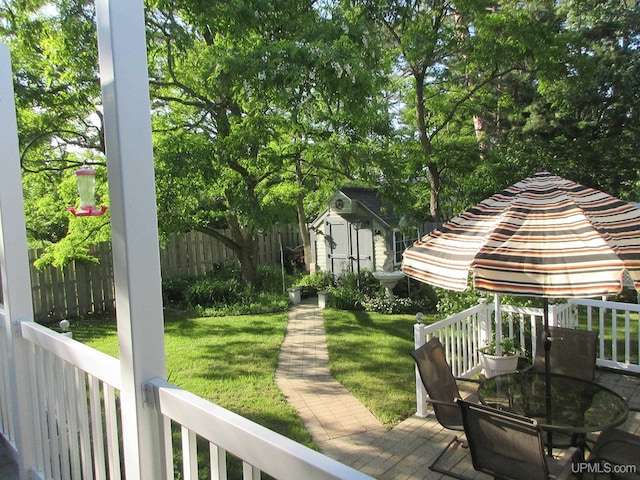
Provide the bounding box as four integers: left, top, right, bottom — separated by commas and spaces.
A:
147, 378, 370, 480
0, 307, 373, 480
413, 297, 640, 416
561, 298, 640, 374
17, 319, 123, 480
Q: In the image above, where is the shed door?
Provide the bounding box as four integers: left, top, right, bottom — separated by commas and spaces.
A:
325, 218, 373, 277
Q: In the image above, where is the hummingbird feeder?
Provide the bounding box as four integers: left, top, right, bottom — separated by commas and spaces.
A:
67, 167, 107, 217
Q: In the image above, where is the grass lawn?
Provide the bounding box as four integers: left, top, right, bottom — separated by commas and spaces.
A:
70, 310, 316, 450
70, 307, 438, 443
322, 308, 438, 428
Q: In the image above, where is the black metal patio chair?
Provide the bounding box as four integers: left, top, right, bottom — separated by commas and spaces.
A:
533, 325, 598, 381
456, 398, 581, 480
584, 408, 640, 480
533, 325, 599, 451
410, 337, 481, 480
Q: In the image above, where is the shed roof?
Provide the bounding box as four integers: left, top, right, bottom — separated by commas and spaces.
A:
311, 187, 400, 229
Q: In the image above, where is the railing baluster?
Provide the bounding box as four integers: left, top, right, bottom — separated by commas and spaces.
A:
625, 311, 631, 365
64, 362, 81, 480
600, 306, 606, 361
0, 318, 13, 440
88, 376, 107, 480
243, 461, 261, 480
209, 443, 227, 480
43, 350, 62, 480
27, 342, 46, 474
75, 371, 94, 480
56, 356, 72, 480
637, 314, 640, 370
103, 383, 121, 480
612, 309, 618, 361
162, 416, 175, 479
182, 425, 198, 480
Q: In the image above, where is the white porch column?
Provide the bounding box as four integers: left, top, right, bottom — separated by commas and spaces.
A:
94, 1, 167, 479
0, 44, 38, 479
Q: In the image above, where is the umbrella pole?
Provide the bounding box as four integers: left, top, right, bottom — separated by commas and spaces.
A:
543, 297, 553, 456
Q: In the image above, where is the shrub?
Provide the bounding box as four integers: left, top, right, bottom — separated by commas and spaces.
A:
393, 277, 439, 312
186, 276, 244, 306
294, 271, 335, 297
325, 270, 384, 310
193, 293, 289, 316
435, 286, 484, 317
361, 295, 412, 314
256, 264, 290, 294
161, 263, 291, 315
321, 270, 438, 314
162, 276, 194, 306
327, 284, 364, 310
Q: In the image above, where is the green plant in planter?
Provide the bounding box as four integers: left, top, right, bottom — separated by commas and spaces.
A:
479, 336, 525, 378
481, 336, 522, 357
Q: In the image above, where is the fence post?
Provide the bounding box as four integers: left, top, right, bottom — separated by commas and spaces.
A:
413, 314, 428, 417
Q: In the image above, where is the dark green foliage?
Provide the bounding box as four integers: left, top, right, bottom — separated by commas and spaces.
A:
392, 277, 438, 312
293, 270, 335, 298
309, 270, 439, 314
161, 264, 292, 316
187, 276, 244, 306
326, 270, 383, 310
161, 276, 194, 306
255, 264, 289, 294
435, 285, 484, 318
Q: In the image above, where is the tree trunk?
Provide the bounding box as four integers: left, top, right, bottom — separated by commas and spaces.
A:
414, 71, 441, 221
238, 244, 259, 286
474, 114, 488, 160
457, 10, 488, 160
196, 215, 260, 286
227, 215, 259, 286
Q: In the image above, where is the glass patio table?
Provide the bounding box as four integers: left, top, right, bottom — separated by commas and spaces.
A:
478, 371, 628, 453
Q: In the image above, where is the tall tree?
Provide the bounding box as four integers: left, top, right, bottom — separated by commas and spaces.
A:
506, 0, 640, 197
354, 0, 564, 220
3, 0, 390, 281
1, 0, 110, 265
148, 0, 390, 281
5, 0, 639, 277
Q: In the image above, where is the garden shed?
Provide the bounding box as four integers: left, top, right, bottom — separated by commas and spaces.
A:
310, 187, 431, 277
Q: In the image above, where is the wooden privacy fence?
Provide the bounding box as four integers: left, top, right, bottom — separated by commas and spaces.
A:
21, 227, 301, 322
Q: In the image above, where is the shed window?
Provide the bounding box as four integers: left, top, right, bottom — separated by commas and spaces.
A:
394, 230, 420, 265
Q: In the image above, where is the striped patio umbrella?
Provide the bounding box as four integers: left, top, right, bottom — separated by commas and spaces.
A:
402, 169, 640, 299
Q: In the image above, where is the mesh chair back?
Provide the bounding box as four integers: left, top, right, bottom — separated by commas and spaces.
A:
457, 399, 550, 480
410, 337, 462, 430
534, 326, 598, 380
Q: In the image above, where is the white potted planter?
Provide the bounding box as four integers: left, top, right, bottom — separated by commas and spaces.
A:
317, 290, 328, 309
479, 337, 521, 378
479, 351, 519, 378
287, 286, 302, 305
